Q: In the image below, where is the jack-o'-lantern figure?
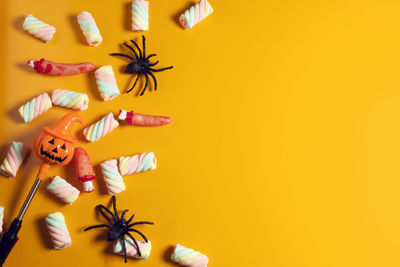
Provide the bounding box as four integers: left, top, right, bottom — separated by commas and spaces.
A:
33, 113, 84, 166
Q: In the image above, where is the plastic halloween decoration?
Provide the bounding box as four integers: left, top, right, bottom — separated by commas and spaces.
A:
27, 58, 96, 76
118, 109, 172, 126
0, 113, 83, 266
110, 36, 173, 96
84, 196, 154, 263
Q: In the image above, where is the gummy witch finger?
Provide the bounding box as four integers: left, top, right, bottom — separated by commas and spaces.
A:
171, 244, 209, 267
27, 58, 96, 76
100, 159, 125, 195
83, 113, 119, 142
0, 141, 30, 177
131, 0, 149, 31
179, 0, 213, 29
23, 14, 56, 42
46, 212, 72, 249
77, 11, 103, 47
74, 148, 95, 192
18, 93, 52, 123
84, 196, 154, 263
52, 89, 89, 111
118, 110, 172, 126
114, 238, 151, 260
0, 206, 4, 235
47, 176, 80, 205
119, 152, 156, 176
94, 66, 120, 101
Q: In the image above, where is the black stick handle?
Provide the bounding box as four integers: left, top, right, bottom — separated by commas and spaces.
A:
0, 219, 22, 266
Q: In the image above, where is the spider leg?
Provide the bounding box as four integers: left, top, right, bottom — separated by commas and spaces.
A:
146, 54, 157, 60
126, 232, 142, 258
148, 66, 174, 72
121, 237, 128, 263
126, 213, 135, 224
123, 42, 138, 60
146, 71, 158, 91
84, 224, 112, 231
126, 73, 141, 93
127, 228, 149, 243
139, 72, 149, 96
109, 53, 134, 61
121, 209, 129, 220
97, 204, 116, 224
111, 195, 120, 221
128, 221, 154, 227
149, 60, 159, 67
130, 39, 143, 59
142, 35, 146, 58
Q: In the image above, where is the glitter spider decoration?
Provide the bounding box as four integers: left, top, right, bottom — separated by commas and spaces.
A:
110, 35, 173, 96
84, 196, 154, 263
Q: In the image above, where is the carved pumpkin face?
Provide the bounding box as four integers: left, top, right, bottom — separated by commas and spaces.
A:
34, 132, 75, 165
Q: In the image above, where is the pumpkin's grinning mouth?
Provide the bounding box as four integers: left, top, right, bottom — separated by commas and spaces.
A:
40, 145, 68, 163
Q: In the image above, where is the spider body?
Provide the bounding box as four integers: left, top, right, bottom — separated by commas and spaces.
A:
110, 35, 173, 96
84, 196, 154, 263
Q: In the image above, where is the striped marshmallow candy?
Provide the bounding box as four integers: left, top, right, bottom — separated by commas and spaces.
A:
77, 11, 102, 47
179, 0, 213, 29
131, 0, 149, 31
18, 93, 52, 123
0, 141, 29, 177
52, 89, 89, 111
171, 244, 209, 267
83, 113, 119, 142
94, 65, 120, 101
119, 152, 157, 176
114, 238, 151, 260
47, 176, 80, 205
23, 14, 56, 42
100, 159, 125, 195
45, 212, 72, 249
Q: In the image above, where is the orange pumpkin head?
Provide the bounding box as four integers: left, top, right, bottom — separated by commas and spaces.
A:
33, 113, 84, 166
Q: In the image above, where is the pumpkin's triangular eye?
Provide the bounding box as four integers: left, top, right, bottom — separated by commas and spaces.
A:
61, 144, 66, 150
49, 139, 54, 145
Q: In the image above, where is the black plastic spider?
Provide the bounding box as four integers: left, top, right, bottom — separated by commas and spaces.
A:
84, 196, 154, 263
110, 35, 174, 96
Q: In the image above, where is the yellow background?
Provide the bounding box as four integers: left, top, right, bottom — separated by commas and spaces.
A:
1, 0, 400, 266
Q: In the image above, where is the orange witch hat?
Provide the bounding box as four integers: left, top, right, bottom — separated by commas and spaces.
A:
42, 113, 84, 143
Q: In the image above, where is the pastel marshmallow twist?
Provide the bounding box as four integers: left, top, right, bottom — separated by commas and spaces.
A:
131, 0, 149, 31
45, 212, 72, 249
101, 159, 125, 195
51, 89, 89, 111
0, 206, 4, 235
83, 113, 119, 142
18, 93, 52, 123
179, 0, 213, 29
0, 141, 29, 177
47, 176, 80, 205
94, 66, 120, 101
171, 244, 209, 267
77, 11, 102, 46
114, 238, 151, 260
119, 152, 157, 176
23, 14, 56, 42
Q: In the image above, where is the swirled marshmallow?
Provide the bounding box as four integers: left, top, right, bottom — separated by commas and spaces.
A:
101, 159, 125, 195
47, 176, 80, 205
171, 244, 209, 267
0, 141, 29, 177
23, 14, 56, 42
51, 89, 89, 111
83, 113, 119, 142
94, 66, 120, 101
119, 152, 156, 176
45, 212, 72, 249
77, 11, 102, 46
114, 238, 151, 260
179, 0, 213, 29
0, 206, 4, 235
132, 0, 149, 31
18, 93, 52, 123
